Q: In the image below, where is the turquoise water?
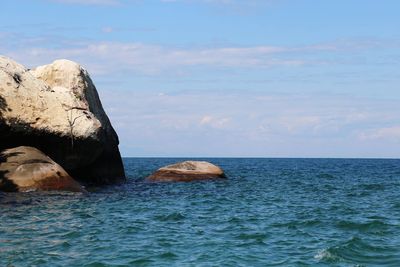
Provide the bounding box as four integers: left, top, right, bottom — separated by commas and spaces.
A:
1, 158, 400, 266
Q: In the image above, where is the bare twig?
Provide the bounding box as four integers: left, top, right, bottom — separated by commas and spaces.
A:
65, 107, 85, 150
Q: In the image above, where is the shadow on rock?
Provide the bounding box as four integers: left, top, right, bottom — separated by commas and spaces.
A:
0, 151, 19, 192
0, 95, 7, 114
0, 147, 86, 193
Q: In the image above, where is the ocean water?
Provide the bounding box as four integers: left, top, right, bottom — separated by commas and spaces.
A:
1, 158, 400, 266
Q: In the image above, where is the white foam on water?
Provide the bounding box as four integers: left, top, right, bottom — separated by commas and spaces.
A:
314, 248, 337, 261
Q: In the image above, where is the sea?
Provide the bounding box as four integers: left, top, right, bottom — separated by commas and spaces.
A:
1, 158, 400, 266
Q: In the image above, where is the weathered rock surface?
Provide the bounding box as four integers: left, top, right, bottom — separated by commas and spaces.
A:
147, 161, 226, 182
0, 146, 85, 192
0, 56, 125, 185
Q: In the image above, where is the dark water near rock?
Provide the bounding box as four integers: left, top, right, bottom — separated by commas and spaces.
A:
1, 158, 400, 266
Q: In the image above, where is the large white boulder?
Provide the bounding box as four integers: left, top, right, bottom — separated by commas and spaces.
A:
0, 56, 125, 185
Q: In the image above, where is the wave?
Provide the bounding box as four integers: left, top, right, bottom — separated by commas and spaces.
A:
270, 218, 322, 229
335, 219, 391, 233
315, 236, 400, 265
314, 248, 340, 262
154, 212, 185, 221
316, 173, 336, 179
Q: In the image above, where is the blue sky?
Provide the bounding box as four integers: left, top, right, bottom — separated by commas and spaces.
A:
1, 0, 400, 157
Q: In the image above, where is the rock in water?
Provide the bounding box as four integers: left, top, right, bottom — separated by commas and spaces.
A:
147, 161, 226, 182
0, 56, 125, 185
0, 146, 85, 192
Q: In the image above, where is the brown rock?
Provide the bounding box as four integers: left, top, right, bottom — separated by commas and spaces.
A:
147, 161, 226, 182
0, 146, 85, 192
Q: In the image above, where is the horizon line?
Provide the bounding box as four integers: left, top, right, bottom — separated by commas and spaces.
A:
121, 156, 400, 160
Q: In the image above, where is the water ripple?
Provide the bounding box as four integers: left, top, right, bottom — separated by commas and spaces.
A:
1, 158, 400, 266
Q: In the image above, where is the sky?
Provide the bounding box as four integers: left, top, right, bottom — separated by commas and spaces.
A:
1, 0, 400, 158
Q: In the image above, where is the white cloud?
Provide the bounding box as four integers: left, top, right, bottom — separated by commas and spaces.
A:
281, 116, 321, 133
97, 89, 400, 157
101, 26, 114, 33
2, 31, 395, 77
200, 115, 213, 125
359, 126, 400, 141
3, 41, 306, 75
200, 115, 231, 129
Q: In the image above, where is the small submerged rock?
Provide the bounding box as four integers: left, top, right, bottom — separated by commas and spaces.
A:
147, 161, 226, 182
0, 146, 85, 192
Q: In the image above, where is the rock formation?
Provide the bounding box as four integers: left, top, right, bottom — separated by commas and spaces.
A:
0, 146, 85, 192
0, 56, 125, 185
147, 161, 226, 182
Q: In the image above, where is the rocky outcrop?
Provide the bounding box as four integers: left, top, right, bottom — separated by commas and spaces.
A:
147, 161, 226, 182
0, 56, 125, 185
0, 146, 85, 192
